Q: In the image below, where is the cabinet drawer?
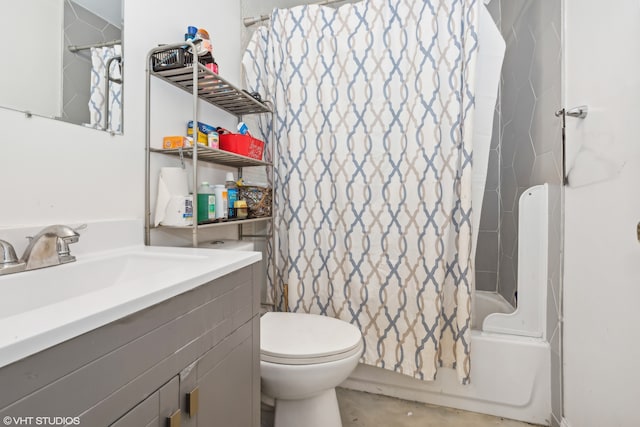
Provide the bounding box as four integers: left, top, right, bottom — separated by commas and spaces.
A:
110, 376, 179, 427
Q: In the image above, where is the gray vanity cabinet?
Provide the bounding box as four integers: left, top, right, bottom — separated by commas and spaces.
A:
0, 263, 261, 427
110, 376, 180, 427
179, 317, 258, 427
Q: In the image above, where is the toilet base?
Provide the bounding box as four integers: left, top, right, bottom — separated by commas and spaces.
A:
274, 388, 342, 427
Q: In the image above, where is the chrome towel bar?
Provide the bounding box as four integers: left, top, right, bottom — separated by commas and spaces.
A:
555, 105, 588, 186
555, 105, 588, 119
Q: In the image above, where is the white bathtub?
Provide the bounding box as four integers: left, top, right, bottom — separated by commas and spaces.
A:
342, 291, 551, 425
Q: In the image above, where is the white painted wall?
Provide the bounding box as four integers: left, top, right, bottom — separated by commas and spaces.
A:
0, 0, 63, 117
563, 1, 640, 426
0, 0, 242, 238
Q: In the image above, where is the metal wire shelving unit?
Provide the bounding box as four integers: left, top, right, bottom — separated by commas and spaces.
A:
144, 41, 275, 263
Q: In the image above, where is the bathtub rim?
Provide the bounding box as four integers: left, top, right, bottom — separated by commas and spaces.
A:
342, 328, 551, 425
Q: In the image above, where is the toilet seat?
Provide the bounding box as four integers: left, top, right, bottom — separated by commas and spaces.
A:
261, 312, 363, 365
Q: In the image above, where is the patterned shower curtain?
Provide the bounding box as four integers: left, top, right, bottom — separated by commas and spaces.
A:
244, 0, 478, 383
88, 45, 122, 133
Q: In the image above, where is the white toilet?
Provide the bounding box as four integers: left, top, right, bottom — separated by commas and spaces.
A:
260, 312, 363, 427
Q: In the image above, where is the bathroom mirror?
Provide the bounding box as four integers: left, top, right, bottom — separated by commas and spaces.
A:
0, 0, 124, 134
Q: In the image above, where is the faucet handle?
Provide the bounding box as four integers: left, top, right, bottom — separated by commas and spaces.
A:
57, 239, 72, 257
0, 240, 26, 275
0, 240, 19, 265
55, 225, 82, 263
57, 239, 76, 264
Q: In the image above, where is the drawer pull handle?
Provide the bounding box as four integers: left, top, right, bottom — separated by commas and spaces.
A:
187, 387, 200, 416
167, 409, 181, 427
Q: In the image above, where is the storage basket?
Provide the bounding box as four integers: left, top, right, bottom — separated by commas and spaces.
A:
219, 134, 264, 160
151, 46, 207, 72
238, 186, 272, 218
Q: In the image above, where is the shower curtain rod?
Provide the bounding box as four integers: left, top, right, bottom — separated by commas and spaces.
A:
243, 0, 347, 26
68, 39, 121, 53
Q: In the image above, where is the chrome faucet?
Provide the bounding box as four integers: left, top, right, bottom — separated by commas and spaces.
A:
0, 240, 26, 275
21, 225, 81, 271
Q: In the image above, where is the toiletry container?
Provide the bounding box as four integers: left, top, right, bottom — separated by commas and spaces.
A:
185, 25, 197, 41
195, 28, 212, 56
225, 173, 238, 218
213, 184, 228, 219
237, 122, 249, 135
197, 182, 215, 224
207, 130, 219, 148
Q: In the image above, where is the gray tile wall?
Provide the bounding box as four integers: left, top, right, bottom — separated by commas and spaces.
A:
475, 0, 502, 293
62, 0, 121, 126
477, 0, 562, 300
477, 0, 563, 423
497, 0, 562, 308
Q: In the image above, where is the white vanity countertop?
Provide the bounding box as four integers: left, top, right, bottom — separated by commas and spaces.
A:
0, 245, 262, 369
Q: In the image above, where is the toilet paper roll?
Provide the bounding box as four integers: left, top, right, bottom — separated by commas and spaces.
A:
154, 167, 189, 226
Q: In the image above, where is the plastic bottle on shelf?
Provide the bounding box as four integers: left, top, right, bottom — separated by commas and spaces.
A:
237, 122, 250, 135
207, 130, 219, 148
213, 184, 228, 220
197, 182, 215, 224
205, 57, 219, 74
195, 28, 212, 56
185, 26, 198, 41
225, 173, 238, 218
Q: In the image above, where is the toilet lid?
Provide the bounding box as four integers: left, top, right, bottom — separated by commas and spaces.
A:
261, 312, 362, 363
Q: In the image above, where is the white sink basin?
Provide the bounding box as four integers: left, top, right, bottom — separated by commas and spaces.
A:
0, 245, 261, 368
0, 251, 206, 319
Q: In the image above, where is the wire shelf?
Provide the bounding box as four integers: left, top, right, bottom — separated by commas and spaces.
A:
150, 146, 270, 168
154, 216, 272, 230
151, 64, 271, 116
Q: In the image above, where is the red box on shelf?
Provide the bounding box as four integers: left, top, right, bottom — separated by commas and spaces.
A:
219, 134, 264, 160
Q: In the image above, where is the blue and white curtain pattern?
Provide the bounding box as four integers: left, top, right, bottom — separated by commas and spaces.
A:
88, 45, 122, 133
244, 0, 478, 383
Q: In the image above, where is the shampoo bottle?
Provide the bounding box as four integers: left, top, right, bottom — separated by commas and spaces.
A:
225, 173, 238, 218
214, 184, 228, 220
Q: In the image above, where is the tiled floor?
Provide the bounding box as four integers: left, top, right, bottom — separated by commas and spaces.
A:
336, 388, 541, 426
262, 388, 542, 427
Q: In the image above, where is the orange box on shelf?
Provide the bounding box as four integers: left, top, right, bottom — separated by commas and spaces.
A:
219, 134, 264, 160
162, 136, 205, 149
163, 135, 192, 149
